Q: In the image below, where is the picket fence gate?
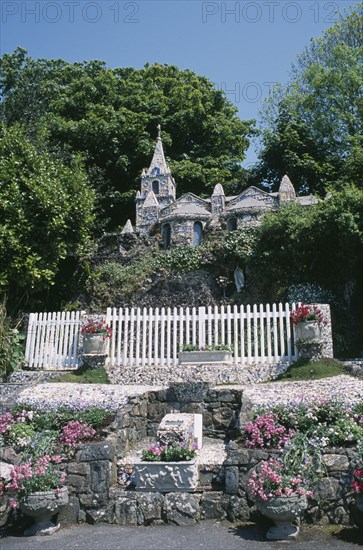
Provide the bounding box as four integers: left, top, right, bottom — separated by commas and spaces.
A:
25, 303, 299, 370
25, 311, 83, 369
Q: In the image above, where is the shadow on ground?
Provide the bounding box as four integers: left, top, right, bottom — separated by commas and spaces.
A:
332, 527, 363, 546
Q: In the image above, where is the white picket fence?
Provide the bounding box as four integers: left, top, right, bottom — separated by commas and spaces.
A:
106, 303, 298, 367
25, 303, 299, 370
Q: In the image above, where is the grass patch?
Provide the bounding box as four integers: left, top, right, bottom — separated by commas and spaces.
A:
50, 366, 110, 384
275, 357, 345, 381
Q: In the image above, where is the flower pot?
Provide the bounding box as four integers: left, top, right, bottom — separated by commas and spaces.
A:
178, 350, 232, 365
19, 487, 69, 536
256, 493, 307, 540
295, 321, 322, 342
134, 459, 198, 492
83, 333, 109, 355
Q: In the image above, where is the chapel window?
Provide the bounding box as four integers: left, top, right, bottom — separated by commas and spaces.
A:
163, 224, 171, 250
152, 180, 159, 195
193, 222, 203, 247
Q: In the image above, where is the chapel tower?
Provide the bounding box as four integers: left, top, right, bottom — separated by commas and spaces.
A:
136, 125, 176, 234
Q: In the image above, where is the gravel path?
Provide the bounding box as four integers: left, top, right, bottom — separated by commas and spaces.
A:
2, 375, 363, 413
241, 374, 363, 408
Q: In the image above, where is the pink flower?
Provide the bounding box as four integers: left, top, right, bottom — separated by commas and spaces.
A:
8, 498, 18, 509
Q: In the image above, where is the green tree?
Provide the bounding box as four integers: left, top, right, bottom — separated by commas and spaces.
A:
0, 124, 94, 310
250, 185, 363, 354
255, 4, 363, 195
0, 51, 254, 230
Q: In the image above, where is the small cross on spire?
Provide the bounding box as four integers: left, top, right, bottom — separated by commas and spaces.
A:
157, 124, 161, 139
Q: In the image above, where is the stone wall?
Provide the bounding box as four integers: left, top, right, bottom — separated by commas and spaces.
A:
65, 443, 359, 527
2, 380, 359, 530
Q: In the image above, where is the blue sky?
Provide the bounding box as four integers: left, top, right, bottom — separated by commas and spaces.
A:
0, 0, 358, 164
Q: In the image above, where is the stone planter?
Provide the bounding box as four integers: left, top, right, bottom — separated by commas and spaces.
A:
178, 351, 232, 365
256, 493, 307, 540
83, 333, 109, 355
295, 321, 322, 343
19, 486, 69, 536
134, 460, 198, 492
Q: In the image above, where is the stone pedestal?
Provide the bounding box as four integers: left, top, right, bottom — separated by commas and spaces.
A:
157, 413, 203, 449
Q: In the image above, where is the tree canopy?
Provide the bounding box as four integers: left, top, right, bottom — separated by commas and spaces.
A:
0, 124, 95, 311
0, 51, 254, 230
255, 4, 363, 195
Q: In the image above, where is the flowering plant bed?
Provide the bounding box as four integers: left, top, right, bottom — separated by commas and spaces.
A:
248, 457, 311, 501
0, 404, 112, 507
141, 441, 197, 462
0, 455, 66, 507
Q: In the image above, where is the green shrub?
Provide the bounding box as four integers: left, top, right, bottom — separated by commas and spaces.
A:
77, 407, 111, 429
8, 423, 35, 446
153, 247, 202, 273
22, 430, 58, 460
0, 301, 26, 379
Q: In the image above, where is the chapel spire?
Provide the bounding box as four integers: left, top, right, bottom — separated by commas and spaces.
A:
146, 124, 170, 177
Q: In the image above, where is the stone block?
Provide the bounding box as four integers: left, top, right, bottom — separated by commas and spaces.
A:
322, 454, 349, 472
57, 496, 80, 524
79, 493, 98, 508
168, 382, 209, 404
206, 402, 221, 409
67, 462, 91, 476
137, 493, 163, 524
327, 505, 350, 525
227, 495, 250, 522
86, 508, 109, 524
91, 461, 109, 487
180, 403, 204, 415
148, 403, 168, 420
313, 477, 343, 502
216, 391, 235, 403
224, 448, 250, 466
78, 442, 115, 462
67, 474, 89, 493
114, 500, 139, 525
200, 492, 226, 519
0, 461, 13, 482
225, 466, 239, 494
0, 496, 10, 528
198, 470, 215, 487
164, 493, 200, 525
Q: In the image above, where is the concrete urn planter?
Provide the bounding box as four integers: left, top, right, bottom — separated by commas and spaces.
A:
295, 321, 322, 342
178, 350, 232, 365
256, 493, 307, 540
83, 333, 109, 355
19, 487, 69, 536
134, 460, 198, 492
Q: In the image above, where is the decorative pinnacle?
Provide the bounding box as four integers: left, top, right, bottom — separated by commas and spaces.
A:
157, 124, 161, 139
